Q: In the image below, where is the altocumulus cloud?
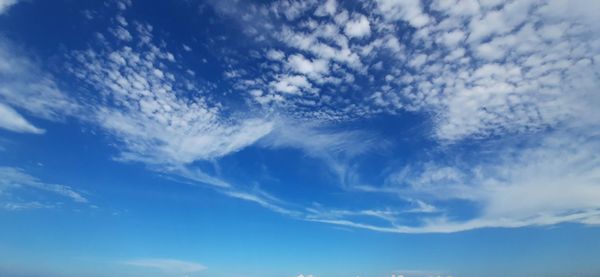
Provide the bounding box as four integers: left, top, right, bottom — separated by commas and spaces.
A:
1, 0, 599, 234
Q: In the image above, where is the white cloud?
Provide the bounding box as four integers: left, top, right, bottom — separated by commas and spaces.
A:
474, 42, 504, 60
0, 38, 80, 121
2, 201, 54, 211
314, 0, 336, 17
286, 54, 330, 80
440, 29, 465, 47
348, 128, 600, 233
0, 0, 18, 14
376, 0, 431, 28
70, 22, 273, 165
468, 0, 535, 43
478, 0, 504, 9
344, 15, 371, 38
266, 49, 285, 61
277, 26, 365, 71
0, 103, 45, 134
271, 74, 312, 94
224, 189, 298, 216
261, 120, 382, 158
270, 0, 317, 21
215, 0, 600, 143
0, 167, 88, 204
123, 258, 206, 274
3, 0, 600, 235
408, 53, 427, 68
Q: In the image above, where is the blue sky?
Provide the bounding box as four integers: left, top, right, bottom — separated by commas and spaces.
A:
1, 0, 600, 276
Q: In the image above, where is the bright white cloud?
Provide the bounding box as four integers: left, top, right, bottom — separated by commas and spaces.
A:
0, 103, 45, 134
344, 15, 371, 38
271, 74, 312, 94
286, 54, 330, 79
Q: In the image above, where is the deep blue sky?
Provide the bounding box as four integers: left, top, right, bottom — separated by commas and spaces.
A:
1, 0, 600, 276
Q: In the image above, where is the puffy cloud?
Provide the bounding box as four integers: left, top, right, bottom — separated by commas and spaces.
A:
314, 0, 336, 16
271, 75, 312, 94
344, 15, 371, 38
69, 21, 273, 165
376, 0, 431, 28
266, 49, 285, 61
286, 54, 330, 79
187, 1, 600, 233
440, 29, 465, 47
277, 26, 364, 71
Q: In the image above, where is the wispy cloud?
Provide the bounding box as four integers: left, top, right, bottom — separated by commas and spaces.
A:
1, 201, 54, 211
0, 38, 80, 122
0, 0, 19, 14
0, 103, 45, 134
122, 258, 206, 274
331, 129, 600, 233
0, 166, 88, 205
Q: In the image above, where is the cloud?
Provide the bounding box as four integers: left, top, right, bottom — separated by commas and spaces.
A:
122, 258, 206, 274
349, 129, 600, 233
223, 188, 299, 216
2, 201, 54, 211
271, 74, 312, 94
207, 0, 600, 142
0, 0, 19, 14
0, 37, 80, 122
314, 0, 336, 17
73, 0, 600, 234
261, 120, 382, 158
344, 15, 371, 38
69, 20, 273, 165
0, 167, 88, 205
266, 49, 285, 61
3, 0, 600, 235
0, 103, 45, 134
376, 0, 431, 28
286, 54, 330, 80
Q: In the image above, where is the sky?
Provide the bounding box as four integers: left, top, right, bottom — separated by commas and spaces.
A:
0, 0, 600, 276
